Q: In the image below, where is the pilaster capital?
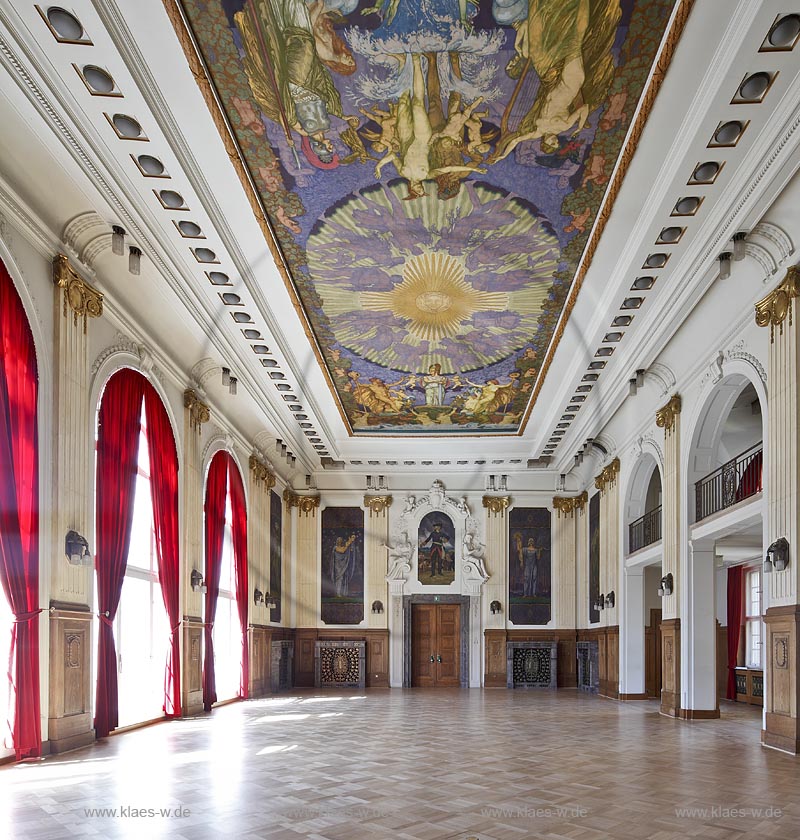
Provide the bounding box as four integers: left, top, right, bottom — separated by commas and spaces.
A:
553, 491, 588, 517
655, 395, 682, 435
364, 495, 392, 516
53, 253, 103, 333
755, 264, 800, 342
183, 388, 210, 432
249, 454, 276, 489
482, 495, 510, 517
594, 459, 620, 493
284, 489, 320, 516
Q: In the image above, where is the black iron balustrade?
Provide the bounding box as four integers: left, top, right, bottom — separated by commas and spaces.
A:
695, 441, 763, 522
629, 504, 662, 553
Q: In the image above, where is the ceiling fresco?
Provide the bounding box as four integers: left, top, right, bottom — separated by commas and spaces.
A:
176, 0, 679, 435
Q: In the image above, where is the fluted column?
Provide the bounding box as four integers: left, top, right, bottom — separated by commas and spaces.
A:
552, 493, 586, 629
482, 495, 509, 687
247, 456, 274, 696
364, 496, 391, 628
755, 266, 800, 752
180, 387, 209, 715
576, 497, 589, 629
286, 491, 320, 628
594, 459, 620, 698
48, 254, 103, 753
656, 394, 682, 717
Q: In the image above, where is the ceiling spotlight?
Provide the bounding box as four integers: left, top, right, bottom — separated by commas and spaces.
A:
636, 369, 646, 388
629, 378, 637, 396
733, 232, 747, 261
718, 252, 732, 280
229, 376, 237, 396
128, 245, 141, 275
111, 225, 125, 256
222, 367, 230, 386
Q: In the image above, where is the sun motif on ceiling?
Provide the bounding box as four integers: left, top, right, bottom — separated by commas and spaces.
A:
307, 180, 559, 374
361, 252, 509, 344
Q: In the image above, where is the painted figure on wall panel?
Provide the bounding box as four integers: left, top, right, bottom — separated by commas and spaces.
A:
177, 0, 679, 434
509, 506, 550, 624
589, 491, 600, 624
269, 489, 282, 622
321, 506, 364, 624
417, 511, 455, 585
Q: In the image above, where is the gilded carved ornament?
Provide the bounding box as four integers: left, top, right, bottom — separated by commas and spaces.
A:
755, 265, 800, 342
482, 495, 510, 516
249, 455, 276, 489
553, 491, 588, 517
183, 388, 210, 433
655, 395, 682, 436
53, 254, 103, 333
283, 489, 320, 516
594, 458, 620, 493
364, 495, 392, 516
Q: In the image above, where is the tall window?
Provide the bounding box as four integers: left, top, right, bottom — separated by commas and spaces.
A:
103, 405, 169, 728
212, 485, 239, 702
744, 567, 762, 669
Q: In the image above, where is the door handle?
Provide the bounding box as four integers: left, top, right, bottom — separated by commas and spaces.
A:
437, 655, 442, 663
430, 655, 435, 662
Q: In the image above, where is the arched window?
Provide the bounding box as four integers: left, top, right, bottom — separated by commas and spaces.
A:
94, 369, 181, 738
0, 257, 41, 759
202, 451, 248, 710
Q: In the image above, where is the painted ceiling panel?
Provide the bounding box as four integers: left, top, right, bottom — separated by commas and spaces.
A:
175, 0, 680, 435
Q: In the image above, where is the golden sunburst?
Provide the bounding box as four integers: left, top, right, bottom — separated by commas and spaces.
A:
360, 252, 509, 344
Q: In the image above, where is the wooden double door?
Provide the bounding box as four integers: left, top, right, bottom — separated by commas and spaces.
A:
411, 603, 461, 687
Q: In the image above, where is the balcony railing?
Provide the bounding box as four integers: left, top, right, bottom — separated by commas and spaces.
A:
695, 442, 763, 522
629, 505, 662, 553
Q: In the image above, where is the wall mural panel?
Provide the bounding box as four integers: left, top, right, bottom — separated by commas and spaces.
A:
417, 511, 456, 585
177, 0, 679, 435
269, 488, 282, 622
589, 491, 600, 624
508, 507, 550, 625
321, 506, 364, 624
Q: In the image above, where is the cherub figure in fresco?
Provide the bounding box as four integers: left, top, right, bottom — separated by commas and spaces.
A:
599, 89, 627, 131
373, 54, 488, 200
490, 0, 621, 164
582, 152, 609, 188
564, 205, 591, 234
235, 0, 355, 169
339, 115, 377, 165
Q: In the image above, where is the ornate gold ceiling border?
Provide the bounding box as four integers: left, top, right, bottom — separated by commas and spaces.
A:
163, 0, 694, 440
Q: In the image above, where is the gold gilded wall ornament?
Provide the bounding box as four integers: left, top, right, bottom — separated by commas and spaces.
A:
183, 388, 210, 432
364, 495, 392, 516
53, 253, 103, 333
553, 491, 589, 517
755, 265, 800, 342
655, 395, 682, 435
482, 495, 510, 516
249, 455, 276, 489
594, 459, 621, 493
283, 489, 320, 516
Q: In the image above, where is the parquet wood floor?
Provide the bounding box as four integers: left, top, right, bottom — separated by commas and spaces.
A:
1, 691, 797, 840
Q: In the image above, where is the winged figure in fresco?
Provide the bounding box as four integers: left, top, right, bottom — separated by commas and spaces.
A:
235, 0, 358, 169
489, 0, 621, 163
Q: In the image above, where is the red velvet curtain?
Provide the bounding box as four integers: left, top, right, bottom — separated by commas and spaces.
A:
228, 461, 249, 699
726, 565, 744, 700
0, 262, 41, 759
95, 369, 145, 738
143, 383, 181, 717
202, 451, 228, 711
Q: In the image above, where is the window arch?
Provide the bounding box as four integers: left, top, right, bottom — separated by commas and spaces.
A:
202, 450, 248, 710
94, 367, 181, 737
0, 256, 41, 759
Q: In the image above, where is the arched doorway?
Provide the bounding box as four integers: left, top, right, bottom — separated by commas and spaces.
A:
684, 371, 766, 721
